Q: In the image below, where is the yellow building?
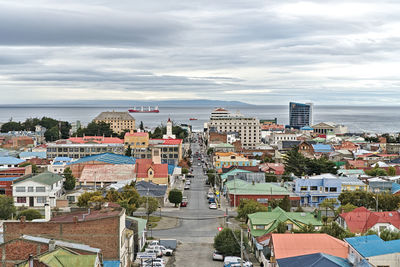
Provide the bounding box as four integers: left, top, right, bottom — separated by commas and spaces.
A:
340, 177, 368, 191
124, 131, 149, 149
213, 152, 256, 169
94, 111, 135, 134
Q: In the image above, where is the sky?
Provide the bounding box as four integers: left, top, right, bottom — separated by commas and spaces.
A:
1, 0, 400, 105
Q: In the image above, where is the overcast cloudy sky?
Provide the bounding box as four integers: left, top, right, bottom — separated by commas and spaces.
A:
1, 0, 400, 105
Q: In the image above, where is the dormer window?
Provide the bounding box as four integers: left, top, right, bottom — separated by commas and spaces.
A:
149, 171, 153, 175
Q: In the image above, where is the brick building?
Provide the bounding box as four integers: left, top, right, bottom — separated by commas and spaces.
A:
3, 205, 132, 267
0, 166, 32, 196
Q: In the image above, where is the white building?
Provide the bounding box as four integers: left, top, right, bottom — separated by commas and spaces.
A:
312, 122, 348, 135
48, 157, 74, 174
0, 156, 25, 169
208, 108, 261, 149
13, 172, 64, 207
162, 118, 176, 139
270, 132, 298, 145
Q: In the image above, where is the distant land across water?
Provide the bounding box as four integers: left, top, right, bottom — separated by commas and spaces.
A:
0, 101, 399, 133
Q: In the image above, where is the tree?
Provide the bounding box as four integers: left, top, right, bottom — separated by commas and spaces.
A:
187, 149, 192, 158
140, 121, 144, 131
76, 121, 114, 137
207, 148, 214, 156
0, 195, 16, 220
237, 199, 267, 220
283, 149, 308, 177
279, 196, 291, 212
44, 126, 60, 142
380, 229, 400, 241
298, 223, 317, 233
265, 174, 278, 182
118, 183, 141, 215
276, 222, 287, 233
388, 166, 396, 176
19, 162, 38, 174
214, 228, 247, 256
1, 121, 23, 132
77, 191, 102, 207
320, 222, 355, 240
168, 189, 183, 207
125, 145, 132, 157
142, 196, 159, 220
63, 167, 76, 191
104, 189, 121, 202
182, 168, 189, 175
320, 198, 338, 214
17, 209, 42, 221
337, 203, 357, 214
365, 167, 388, 176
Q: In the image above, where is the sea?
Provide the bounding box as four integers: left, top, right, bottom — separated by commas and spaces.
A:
0, 105, 399, 133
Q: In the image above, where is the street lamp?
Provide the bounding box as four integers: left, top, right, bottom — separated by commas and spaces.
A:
372, 196, 378, 212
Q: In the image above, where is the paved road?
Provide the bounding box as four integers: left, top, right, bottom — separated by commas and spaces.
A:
153, 137, 224, 266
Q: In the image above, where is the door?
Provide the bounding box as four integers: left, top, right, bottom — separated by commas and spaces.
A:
29, 197, 34, 207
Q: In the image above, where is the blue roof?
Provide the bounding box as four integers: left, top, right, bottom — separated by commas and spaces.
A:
300, 126, 314, 130
103, 261, 120, 267
0, 177, 20, 181
54, 157, 73, 162
277, 253, 352, 267
19, 152, 46, 159
69, 153, 136, 165
312, 144, 334, 153
0, 156, 25, 165
345, 235, 400, 257
392, 182, 400, 194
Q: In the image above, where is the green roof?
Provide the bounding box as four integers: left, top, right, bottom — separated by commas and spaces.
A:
127, 216, 147, 235
248, 207, 323, 237
226, 179, 290, 195
215, 143, 235, 148
15, 171, 64, 186
221, 169, 252, 181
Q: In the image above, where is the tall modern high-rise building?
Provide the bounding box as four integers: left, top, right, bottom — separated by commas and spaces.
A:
289, 102, 313, 129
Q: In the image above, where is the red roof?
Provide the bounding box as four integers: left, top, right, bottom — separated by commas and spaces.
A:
151, 139, 182, 145
339, 207, 400, 233
135, 159, 168, 178
125, 132, 149, 137
51, 206, 121, 222
214, 108, 227, 111
68, 136, 123, 144
271, 233, 348, 259
260, 163, 285, 175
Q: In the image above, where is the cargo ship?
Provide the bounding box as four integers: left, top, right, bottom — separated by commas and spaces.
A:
189, 118, 198, 121
128, 106, 159, 113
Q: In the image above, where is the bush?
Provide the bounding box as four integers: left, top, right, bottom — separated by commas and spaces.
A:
17, 209, 42, 221
237, 199, 267, 220
214, 228, 247, 256
168, 189, 183, 207
0, 195, 16, 220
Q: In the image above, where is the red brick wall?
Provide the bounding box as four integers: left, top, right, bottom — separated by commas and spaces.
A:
4, 216, 120, 260
209, 132, 227, 143
0, 239, 49, 267
0, 180, 13, 196
228, 194, 300, 207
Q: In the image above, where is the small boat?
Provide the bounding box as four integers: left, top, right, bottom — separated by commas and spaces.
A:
189, 118, 198, 121
128, 106, 160, 113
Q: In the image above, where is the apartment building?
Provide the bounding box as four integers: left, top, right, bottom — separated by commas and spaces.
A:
208, 108, 261, 149
94, 111, 135, 134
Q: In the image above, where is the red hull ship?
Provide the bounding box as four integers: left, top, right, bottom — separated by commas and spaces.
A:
128, 106, 159, 113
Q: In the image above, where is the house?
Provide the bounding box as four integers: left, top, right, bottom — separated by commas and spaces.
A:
3, 203, 133, 267
269, 233, 349, 265
135, 181, 168, 206
278, 141, 301, 152
0, 156, 25, 169
126, 216, 147, 256
334, 141, 359, 152
312, 144, 334, 154
124, 131, 149, 149
13, 172, 64, 207
0, 234, 101, 267
297, 141, 315, 158
221, 168, 265, 184
225, 179, 300, 207
345, 235, 400, 267
25, 157, 50, 168
339, 176, 368, 191
247, 207, 323, 238
213, 152, 257, 170
209, 142, 236, 152
337, 207, 400, 235
346, 160, 368, 169
79, 164, 136, 186
294, 176, 342, 207
260, 163, 285, 175
19, 151, 47, 160
135, 159, 168, 185
276, 253, 353, 267
0, 166, 32, 196
48, 157, 74, 174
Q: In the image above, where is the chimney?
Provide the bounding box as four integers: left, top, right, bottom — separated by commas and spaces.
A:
268, 206, 272, 212
20, 216, 26, 224
45, 204, 51, 221
73, 216, 78, 224
49, 239, 56, 251
28, 254, 34, 267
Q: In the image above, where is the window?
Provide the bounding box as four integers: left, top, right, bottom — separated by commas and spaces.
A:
312, 196, 319, 202
36, 187, 45, 192
28, 187, 34, 192
36, 196, 46, 203
0, 188, 5, 195
310, 186, 318, 191
17, 197, 26, 203
256, 225, 264, 230
286, 224, 293, 231
300, 186, 308, 191
257, 198, 268, 203
16, 187, 25, 192
329, 187, 337, 192
325, 187, 329, 192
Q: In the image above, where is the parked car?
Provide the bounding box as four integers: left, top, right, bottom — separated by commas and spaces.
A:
213, 250, 224, 261
143, 262, 164, 267
145, 248, 163, 258
148, 245, 173, 256
197, 163, 201, 166
209, 203, 217, 209
184, 184, 190, 190
180, 196, 188, 207
224, 257, 253, 267
207, 192, 214, 199
185, 180, 191, 185
208, 197, 215, 204
144, 259, 166, 265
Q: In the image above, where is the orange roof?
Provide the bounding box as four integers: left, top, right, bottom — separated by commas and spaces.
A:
125, 132, 149, 137
215, 152, 241, 157
271, 233, 348, 259
68, 136, 123, 144
150, 139, 183, 145
135, 159, 168, 178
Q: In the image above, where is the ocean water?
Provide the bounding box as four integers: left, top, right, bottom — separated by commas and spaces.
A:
0, 105, 399, 133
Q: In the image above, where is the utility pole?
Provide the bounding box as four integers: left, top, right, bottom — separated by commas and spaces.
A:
240, 228, 244, 267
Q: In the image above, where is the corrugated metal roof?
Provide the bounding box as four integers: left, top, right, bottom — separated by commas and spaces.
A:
226, 179, 290, 195
79, 164, 135, 183
70, 153, 136, 165
19, 152, 47, 159
345, 235, 400, 257
14, 171, 63, 186
22, 235, 101, 253
103, 260, 120, 267
0, 156, 25, 165
277, 252, 352, 267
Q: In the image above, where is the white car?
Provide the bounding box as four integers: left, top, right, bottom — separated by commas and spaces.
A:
144, 259, 166, 265
148, 245, 173, 256
224, 256, 253, 267
207, 192, 214, 199
213, 250, 224, 261
143, 262, 164, 267
145, 248, 163, 258
209, 203, 217, 209
198, 163, 201, 166
185, 180, 191, 185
